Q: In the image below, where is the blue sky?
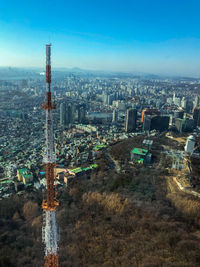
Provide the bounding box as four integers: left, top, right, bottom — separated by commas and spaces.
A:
0, 0, 200, 76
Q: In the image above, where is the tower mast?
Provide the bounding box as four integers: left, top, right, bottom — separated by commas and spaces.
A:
42, 44, 59, 267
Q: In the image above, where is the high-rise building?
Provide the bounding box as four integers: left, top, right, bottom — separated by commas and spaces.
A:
173, 92, 176, 103
193, 107, 200, 127
125, 109, 137, 132
186, 100, 193, 113
174, 110, 184, 119
167, 97, 173, 104
141, 109, 160, 123
102, 93, 109, 105
143, 115, 169, 132
60, 103, 67, 126
185, 135, 195, 153
78, 104, 86, 124
112, 109, 118, 124
193, 96, 199, 110
175, 118, 194, 133
174, 97, 181, 107
102, 93, 115, 105
66, 103, 74, 124
181, 97, 187, 109
71, 104, 76, 123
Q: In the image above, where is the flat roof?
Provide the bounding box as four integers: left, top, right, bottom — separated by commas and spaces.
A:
143, 139, 153, 146
94, 144, 107, 151
91, 164, 98, 168
71, 167, 83, 174
71, 164, 98, 174
83, 167, 91, 171
18, 168, 33, 178
0, 179, 13, 184
131, 148, 148, 156
135, 158, 144, 163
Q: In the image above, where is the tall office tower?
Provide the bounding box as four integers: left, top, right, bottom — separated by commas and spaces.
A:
107, 95, 112, 105
193, 107, 200, 127
175, 118, 194, 133
174, 97, 181, 107
128, 88, 134, 97
181, 97, 187, 109
134, 88, 138, 95
102, 93, 109, 105
66, 103, 74, 124
78, 104, 86, 123
71, 104, 76, 123
60, 103, 66, 126
174, 110, 184, 119
167, 97, 173, 104
143, 115, 169, 132
173, 92, 176, 103
193, 96, 199, 110
125, 108, 137, 132
141, 109, 160, 123
112, 109, 118, 124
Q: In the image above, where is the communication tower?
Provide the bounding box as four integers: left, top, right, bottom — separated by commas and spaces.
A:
42, 44, 59, 267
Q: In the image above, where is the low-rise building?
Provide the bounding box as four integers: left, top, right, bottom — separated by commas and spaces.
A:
17, 168, 33, 185
185, 135, 195, 153
131, 148, 151, 164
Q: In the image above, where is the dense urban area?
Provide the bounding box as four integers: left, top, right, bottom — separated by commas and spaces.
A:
1, 67, 200, 266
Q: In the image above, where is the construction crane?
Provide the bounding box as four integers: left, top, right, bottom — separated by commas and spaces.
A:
42, 44, 59, 267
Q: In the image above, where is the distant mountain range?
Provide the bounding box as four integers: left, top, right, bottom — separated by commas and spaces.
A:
0, 66, 198, 80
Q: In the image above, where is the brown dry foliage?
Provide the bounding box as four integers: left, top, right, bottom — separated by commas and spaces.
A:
168, 193, 200, 224
23, 201, 39, 221
82, 191, 130, 214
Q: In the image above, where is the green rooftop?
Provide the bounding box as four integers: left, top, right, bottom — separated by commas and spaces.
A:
71, 164, 98, 174
131, 148, 148, 156
18, 168, 33, 179
90, 164, 98, 168
83, 167, 90, 171
71, 167, 83, 174
0, 179, 13, 184
94, 144, 107, 151
135, 158, 144, 164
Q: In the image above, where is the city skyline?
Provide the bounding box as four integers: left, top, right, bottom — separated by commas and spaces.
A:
1, 0, 200, 76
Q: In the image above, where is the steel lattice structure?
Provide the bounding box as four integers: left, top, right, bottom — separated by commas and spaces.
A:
42, 44, 59, 267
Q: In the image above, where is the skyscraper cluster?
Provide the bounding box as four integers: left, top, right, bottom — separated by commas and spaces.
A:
60, 103, 86, 126
60, 103, 75, 126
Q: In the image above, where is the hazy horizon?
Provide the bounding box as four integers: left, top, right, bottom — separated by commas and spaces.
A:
0, 65, 200, 79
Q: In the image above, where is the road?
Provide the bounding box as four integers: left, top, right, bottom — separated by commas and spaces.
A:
106, 150, 121, 174
173, 177, 200, 198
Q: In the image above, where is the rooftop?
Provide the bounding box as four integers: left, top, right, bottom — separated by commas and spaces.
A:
0, 179, 13, 184
135, 158, 144, 164
18, 168, 33, 178
131, 148, 148, 156
94, 144, 107, 151
71, 163, 98, 174
143, 139, 153, 146
71, 167, 83, 174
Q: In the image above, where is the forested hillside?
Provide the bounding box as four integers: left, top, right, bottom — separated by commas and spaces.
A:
1, 137, 200, 266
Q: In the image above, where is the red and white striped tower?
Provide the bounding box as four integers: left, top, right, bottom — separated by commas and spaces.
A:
42, 44, 59, 267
